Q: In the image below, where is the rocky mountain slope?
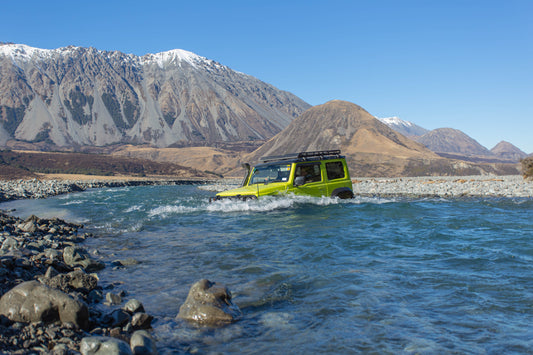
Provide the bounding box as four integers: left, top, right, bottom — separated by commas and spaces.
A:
0, 43, 310, 148
241, 101, 520, 177
414, 127, 493, 156
490, 141, 528, 162
380, 117, 527, 163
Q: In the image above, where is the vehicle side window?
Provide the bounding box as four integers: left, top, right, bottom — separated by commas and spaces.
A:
326, 161, 345, 180
295, 163, 322, 183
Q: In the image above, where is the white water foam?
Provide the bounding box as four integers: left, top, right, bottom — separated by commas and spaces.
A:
146, 195, 374, 217
124, 204, 143, 213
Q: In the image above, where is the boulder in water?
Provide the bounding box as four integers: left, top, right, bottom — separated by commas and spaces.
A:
177, 279, 241, 325
80, 336, 133, 355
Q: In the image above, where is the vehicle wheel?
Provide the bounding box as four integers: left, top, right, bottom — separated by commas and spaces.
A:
332, 188, 354, 199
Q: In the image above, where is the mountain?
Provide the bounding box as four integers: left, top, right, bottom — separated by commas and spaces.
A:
244, 100, 445, 176
490, 141, 528, 162
381, 118, 523, 164
378, 117, 428, 137
414, 128, 493, 157
0, 43, 310, 149
240, 101, 520, 177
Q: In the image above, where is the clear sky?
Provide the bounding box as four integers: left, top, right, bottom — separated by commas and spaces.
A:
2, 0, 532, 153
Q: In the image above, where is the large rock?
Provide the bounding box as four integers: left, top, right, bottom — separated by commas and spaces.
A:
177, 279, 241, 325
43, 269, 99, 293
130, 330, 158, 355
63, 246, 105, 271
0, 280, 89, 329
80, 336, 133, 355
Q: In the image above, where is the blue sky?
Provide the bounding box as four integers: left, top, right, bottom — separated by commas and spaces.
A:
3, 0, 532, 153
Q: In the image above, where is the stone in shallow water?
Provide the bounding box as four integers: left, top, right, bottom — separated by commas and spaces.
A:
177, 278, 241, 325
80, 336, 133, 355
123, 299, 145, 314
130, 330, 158, 355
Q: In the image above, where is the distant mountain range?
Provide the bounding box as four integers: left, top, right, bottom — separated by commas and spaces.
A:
379, 117, 527, 163
0, 43, 310, 148
245, 101, 519, 177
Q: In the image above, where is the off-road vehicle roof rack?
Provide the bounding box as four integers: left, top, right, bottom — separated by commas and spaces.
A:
261, 150, 342, 163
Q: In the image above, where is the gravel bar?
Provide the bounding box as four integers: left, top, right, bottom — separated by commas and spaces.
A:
351, 175, 532, 198
0, 178, 215, 202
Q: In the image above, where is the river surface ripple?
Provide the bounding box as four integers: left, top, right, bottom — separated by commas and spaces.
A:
2, 185, 532, 354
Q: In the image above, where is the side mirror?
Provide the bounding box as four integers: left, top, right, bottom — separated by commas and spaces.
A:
294, 176, 306, 187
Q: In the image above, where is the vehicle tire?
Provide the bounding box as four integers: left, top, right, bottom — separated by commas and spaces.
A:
332, 188, 354, 199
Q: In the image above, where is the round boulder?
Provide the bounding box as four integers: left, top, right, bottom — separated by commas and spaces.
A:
80, 336, 133, 355
177, 279, 241, 325
130, 330, 158, 355
0, 280, 89, 329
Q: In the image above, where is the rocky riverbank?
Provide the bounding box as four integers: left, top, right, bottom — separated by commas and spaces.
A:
350, 175, 533, 198
0, 177, 214, 202
0, 212, 157, 354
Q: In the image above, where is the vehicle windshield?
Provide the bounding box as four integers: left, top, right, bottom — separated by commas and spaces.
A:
250, 164, 291, 185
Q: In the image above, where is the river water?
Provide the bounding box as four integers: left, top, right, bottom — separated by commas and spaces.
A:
2, 185, 532, 354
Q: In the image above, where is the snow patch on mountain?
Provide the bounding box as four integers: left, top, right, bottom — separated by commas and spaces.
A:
141, 49, 206, 68
378, 117, 413, 127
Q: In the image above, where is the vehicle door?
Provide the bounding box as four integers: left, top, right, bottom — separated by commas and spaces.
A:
325, 160, 351, 196
292, 162, 327, 197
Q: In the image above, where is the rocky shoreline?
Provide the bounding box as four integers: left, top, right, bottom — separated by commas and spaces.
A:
0, 212, 159, 354
0, 178, 214, 202
350, 175, 533, 198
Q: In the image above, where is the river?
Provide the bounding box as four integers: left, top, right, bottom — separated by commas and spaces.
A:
2, 185, 532, 354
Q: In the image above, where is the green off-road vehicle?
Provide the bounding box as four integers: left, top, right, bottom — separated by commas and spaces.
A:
213, 150, 354, 200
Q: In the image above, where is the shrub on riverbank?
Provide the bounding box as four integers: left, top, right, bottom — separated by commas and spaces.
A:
522, 156, 533, 180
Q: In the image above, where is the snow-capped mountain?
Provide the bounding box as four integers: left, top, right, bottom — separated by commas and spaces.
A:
377, 117, 428, 137
0, 43, 310, 148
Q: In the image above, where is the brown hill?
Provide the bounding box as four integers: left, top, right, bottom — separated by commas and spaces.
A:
0, 150, 216, 180
491, 141, 528, 162
414, 127, 493, 157
239, 101, 520, 177
111, 145, 242, 177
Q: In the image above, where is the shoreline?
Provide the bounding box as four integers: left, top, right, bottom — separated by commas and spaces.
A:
0, 212, 158, 353
0, 175, 532, 203
0, 174, 217, 202
350, 175, 532, 198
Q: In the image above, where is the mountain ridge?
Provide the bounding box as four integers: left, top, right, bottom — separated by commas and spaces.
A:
0, 43, 310, 149
379, 116, 527, 163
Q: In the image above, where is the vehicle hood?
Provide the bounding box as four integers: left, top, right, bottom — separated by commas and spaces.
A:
216, 183, 287, 197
